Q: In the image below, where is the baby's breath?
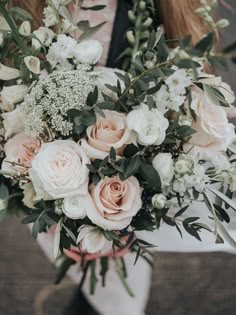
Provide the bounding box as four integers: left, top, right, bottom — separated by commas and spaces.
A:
21, 66, 96, 136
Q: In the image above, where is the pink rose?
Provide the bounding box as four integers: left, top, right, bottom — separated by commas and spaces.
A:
186, 87, 235, 159
81, 110, 130, 159
2, 132, 41, 173
87, 175, 142, 231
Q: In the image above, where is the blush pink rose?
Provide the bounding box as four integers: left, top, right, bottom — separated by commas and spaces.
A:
2, 132, 41, 173
86, 175, 142, 231
81, 110, 130, 160
185, 87, 235, 159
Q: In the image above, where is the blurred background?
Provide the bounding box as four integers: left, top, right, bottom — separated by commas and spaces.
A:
0, 1, 236, 314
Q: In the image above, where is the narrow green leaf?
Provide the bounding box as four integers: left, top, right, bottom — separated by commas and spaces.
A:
207, 187, 236, 211
79, 21, 106, 41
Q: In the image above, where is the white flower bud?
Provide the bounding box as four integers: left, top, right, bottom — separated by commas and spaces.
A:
195, 7, 206, 14
175, 159, 191, 175
126, 30, 135, 45
143, 17, 153, 28
139, 1, 146, 10
152, 194, 167, 210
128, 10, 136, 22
24, 56, 41, 74
216, 19, 230, 29
19, 21, 31, 37
0, 63, 20, 80
152, 153, 174, 186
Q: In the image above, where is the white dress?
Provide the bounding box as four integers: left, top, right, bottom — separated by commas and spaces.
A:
36, 2, 236, 314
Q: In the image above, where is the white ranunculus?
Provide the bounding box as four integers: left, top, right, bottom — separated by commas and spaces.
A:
74, 40, 103, 65
19, 21, 31, 36
32, 27, 55, 50
0, 63, 20, 81
0, 16, 10, 31
63, 194, 88, 219
152, 193, 167, 209
2, 106, 27, 138
24, 56, 41, 74
1, 85, 28, 111
127, 104, 169, 146
29, 140, 90, 200
77, 225, 113, 254
152, 153, 174, 187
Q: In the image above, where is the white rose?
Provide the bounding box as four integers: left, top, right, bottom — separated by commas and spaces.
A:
19, 21, 31, 37
32, 27, 55, 50
63, 194, 88, 219
24, 56, 41, 74
127, 105, 169, 146
0, 63, 20, 81
77, 225, 113, 254
0, 85, 28, 112
152, 153, 174, 186
74, 40, 103, 65
2, 106, 27, 138
152, 193, 167, 209
29, 140, 90, 200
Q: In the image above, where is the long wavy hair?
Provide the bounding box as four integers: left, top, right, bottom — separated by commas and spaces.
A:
9, 0, 213, 45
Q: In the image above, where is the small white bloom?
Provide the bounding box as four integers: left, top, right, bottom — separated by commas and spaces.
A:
24, 56, 41, 74
127, 104, 169, 146
19, 21, 31, 36
61, 18, 77, 33
0, 16, 10, 31
32, 27, 55, 50
0, 63, 20, 81
173, 178, 187, 194
165, 69, 192, 95
1, 85, 28, 111
43, 6, 58, 27
63, 195, 88, 219
152, 153, 174, 187
152, 194, 167, 209
2, 106, 27, 138
74, 40, 103, 65
77, 225, 113, 254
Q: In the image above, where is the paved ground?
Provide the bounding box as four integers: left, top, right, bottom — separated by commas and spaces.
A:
0, 2, 235, 315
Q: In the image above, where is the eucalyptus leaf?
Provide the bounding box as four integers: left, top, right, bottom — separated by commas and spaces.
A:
216, 220, 236, 249
79, 21, 106, 41
207, 187, 236, 211
81, 5, 106, 11
54, 220, 62, 258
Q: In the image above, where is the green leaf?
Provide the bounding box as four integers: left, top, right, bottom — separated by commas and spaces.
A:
109, 147, 116, 161
81, 5, 106, 11
183, 222, 201, 241
77, 20, 90, 31
9, 7, 33, 21
62, 224, 77, 244
123, 156, 141, 179
183, 217, 200, 224
32, 220, 40, 239
139, 162, 162, 192
0, 184, 9, 200
216, 220, 236, 249
0, 209, 7, 221
90, 260, 98, 295
21, 214, 39, 224
207, 187, 236, 211
79, 21, 106, 41
174, 205, 189, 218
223, 41, 236, 53
194, 32, 214, 53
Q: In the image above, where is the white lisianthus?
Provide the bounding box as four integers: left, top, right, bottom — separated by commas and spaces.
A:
152, 153, 174, 186
32, 27, 55, 50
29, 140, 90, 200
1, 85, 28, 112
0, 64, 20, 80
127, 104, 169, 146
0, 16, 10, 31
19, 21, 31, 36
77, 225, 113, 254
43, 6, 58, 27
152, 194, 167, 209
74, 40, 103, 65
24, 56, 41, 74
2, 106, 27, 138
63, 195, 89, 219
165, 68, 192, 95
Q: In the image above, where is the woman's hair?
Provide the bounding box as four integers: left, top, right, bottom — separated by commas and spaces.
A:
10, 0, 212, 44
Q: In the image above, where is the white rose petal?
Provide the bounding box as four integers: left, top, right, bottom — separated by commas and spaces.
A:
152, 153, 174, 187
1, 85, 28, 111
74, 40, 103, 65
63, 194, 88, 219
127, 104, 169, 146
0, 63, 20, 81
2, 106, 27, 139
19, 21, 31, 37
24, 56, 41, 74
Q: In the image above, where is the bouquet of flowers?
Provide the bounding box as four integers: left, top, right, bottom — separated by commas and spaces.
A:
1, 0, 236, 294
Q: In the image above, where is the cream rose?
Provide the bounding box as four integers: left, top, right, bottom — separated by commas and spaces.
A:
1, 132, 41, 174
81, 110, 130, 160
63, 194, 88, 219
2, 106, 27, 138
186, 87, 235, 159
87, 175, 142, 231
74, 40, 103, 65
29, 140, 89, 200
127, 104, 169, 146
